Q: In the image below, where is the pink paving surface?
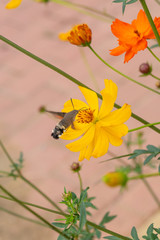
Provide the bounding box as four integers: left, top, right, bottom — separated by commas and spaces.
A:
0, 0, 160, 239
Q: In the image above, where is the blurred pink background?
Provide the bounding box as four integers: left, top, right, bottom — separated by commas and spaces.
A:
0, 0, 160, 239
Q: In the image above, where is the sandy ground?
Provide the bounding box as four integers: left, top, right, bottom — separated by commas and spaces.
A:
0, 0, 160, 239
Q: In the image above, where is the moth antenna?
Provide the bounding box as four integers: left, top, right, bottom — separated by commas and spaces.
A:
70, 98, 75, 109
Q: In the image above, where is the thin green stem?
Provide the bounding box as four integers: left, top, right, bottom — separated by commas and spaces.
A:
0, 185, 71, 239
129, 172, 160, 180
128, 122, 160, 133
50, 0, 115, 22
88, 44, 160, 95
87, 221, 132, 240
0, 140, 64, 214
142, 179, 160, 207
0, 206, 48, 228
0, 194, 66, 216
77, 172, 83, 193
150, 73, 160, 81
0, 35, 159, 133
147, 47, 160, 62
139, 0, 160, 46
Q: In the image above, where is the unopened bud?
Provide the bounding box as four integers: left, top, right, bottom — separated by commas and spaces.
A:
102, 172, 128, 187
71, 162, 81, 172
139, 63, 151, 74
39, 106, 46, 113
155, 81, 160, 88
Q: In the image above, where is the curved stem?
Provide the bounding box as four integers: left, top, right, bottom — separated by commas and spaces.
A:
139, 0, 160, 46
50, 0, 115, 21
129, 172, 160, 180
0, 140, 64, 214
0, 35, 159, 133
0, 194, 67, 216
77, 172, 83, 193
88, 44, 160, 95
128, 122, 160, 132
147, 47, 160, 62
0, 206, 48, 228
87, 221, 132, 240
150, 73, 160, 81
142, 179, 160, 207
0, 185, 71, 239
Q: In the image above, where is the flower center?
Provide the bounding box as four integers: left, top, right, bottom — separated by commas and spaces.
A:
134, 30, 140, 37
77, 109, 95, 124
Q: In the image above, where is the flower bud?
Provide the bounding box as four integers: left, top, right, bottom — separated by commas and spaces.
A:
39, 106, 46, 113
59, 24, 92, 46
102, 172, 128, 187
139, 63, 151, 74
71, 162, 81, 172
155, 81, 160, 88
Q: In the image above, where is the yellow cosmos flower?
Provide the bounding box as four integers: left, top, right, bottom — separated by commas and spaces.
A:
5, 0, 22, 9
59, 24, 92, 46
61, 80, 131, 161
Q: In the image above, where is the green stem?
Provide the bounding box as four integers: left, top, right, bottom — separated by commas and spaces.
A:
129, 172, 160, 180
0, 194, 67, 216
147, 47, 160, 62
88, 44, 160, 95
87, 221, 132, 240
139, 0, 160, 46
0, 206, 48, 228
128, 122, 160, 132
0, 35, 159, 134
150, 73, 160, 81
77, 172, 83, 193
142, 179, 160, 207
50, 0, 115, 21
0, 140, 64, 214
0, 185, 71, 239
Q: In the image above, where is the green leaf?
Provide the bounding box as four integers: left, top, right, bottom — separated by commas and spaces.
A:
85, 202, 97, 209
154, 227, 160, 234
150, 44, 159, 49
79, 201, 86, 229
71, 192, 77, 200
131, 227, 140, 240
57, 233, 68, 240
100, 212, 117, 226
158, 165, 160, 173
80, 187, 89, 202
146, 145, 159, 152
95, 229, 101, 239
52, 222, 67, 228
144, 154, 155, 165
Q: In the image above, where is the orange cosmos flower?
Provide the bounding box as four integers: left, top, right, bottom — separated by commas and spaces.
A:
110, 10, 160, 63
59, 24, 92, 46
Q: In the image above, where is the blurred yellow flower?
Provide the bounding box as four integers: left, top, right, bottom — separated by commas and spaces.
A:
61, 80, 131, 161
6, 0, 22, 9
102, 172, 128, 187
59, 24, 92, 46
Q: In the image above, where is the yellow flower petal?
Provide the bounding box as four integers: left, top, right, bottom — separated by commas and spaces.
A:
92, 125, 109, 158
105, 124, 128, 146
101, 79, 118, 102
100, 104, 131, 126
98, 93, 115, 119
79, 86, 99, 116
79, 141, 95, 161
66, 125, 95, 152
62, 99, 88, 113
61, 124, 90, 140
6, 0, 22, 9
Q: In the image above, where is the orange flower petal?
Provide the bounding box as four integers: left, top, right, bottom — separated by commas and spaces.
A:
110, 44, 127, 56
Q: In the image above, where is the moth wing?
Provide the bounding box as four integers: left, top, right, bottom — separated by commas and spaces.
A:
46, 110, 66, 119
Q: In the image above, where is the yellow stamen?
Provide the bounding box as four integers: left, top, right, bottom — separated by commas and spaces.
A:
77, 109, 95, 124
